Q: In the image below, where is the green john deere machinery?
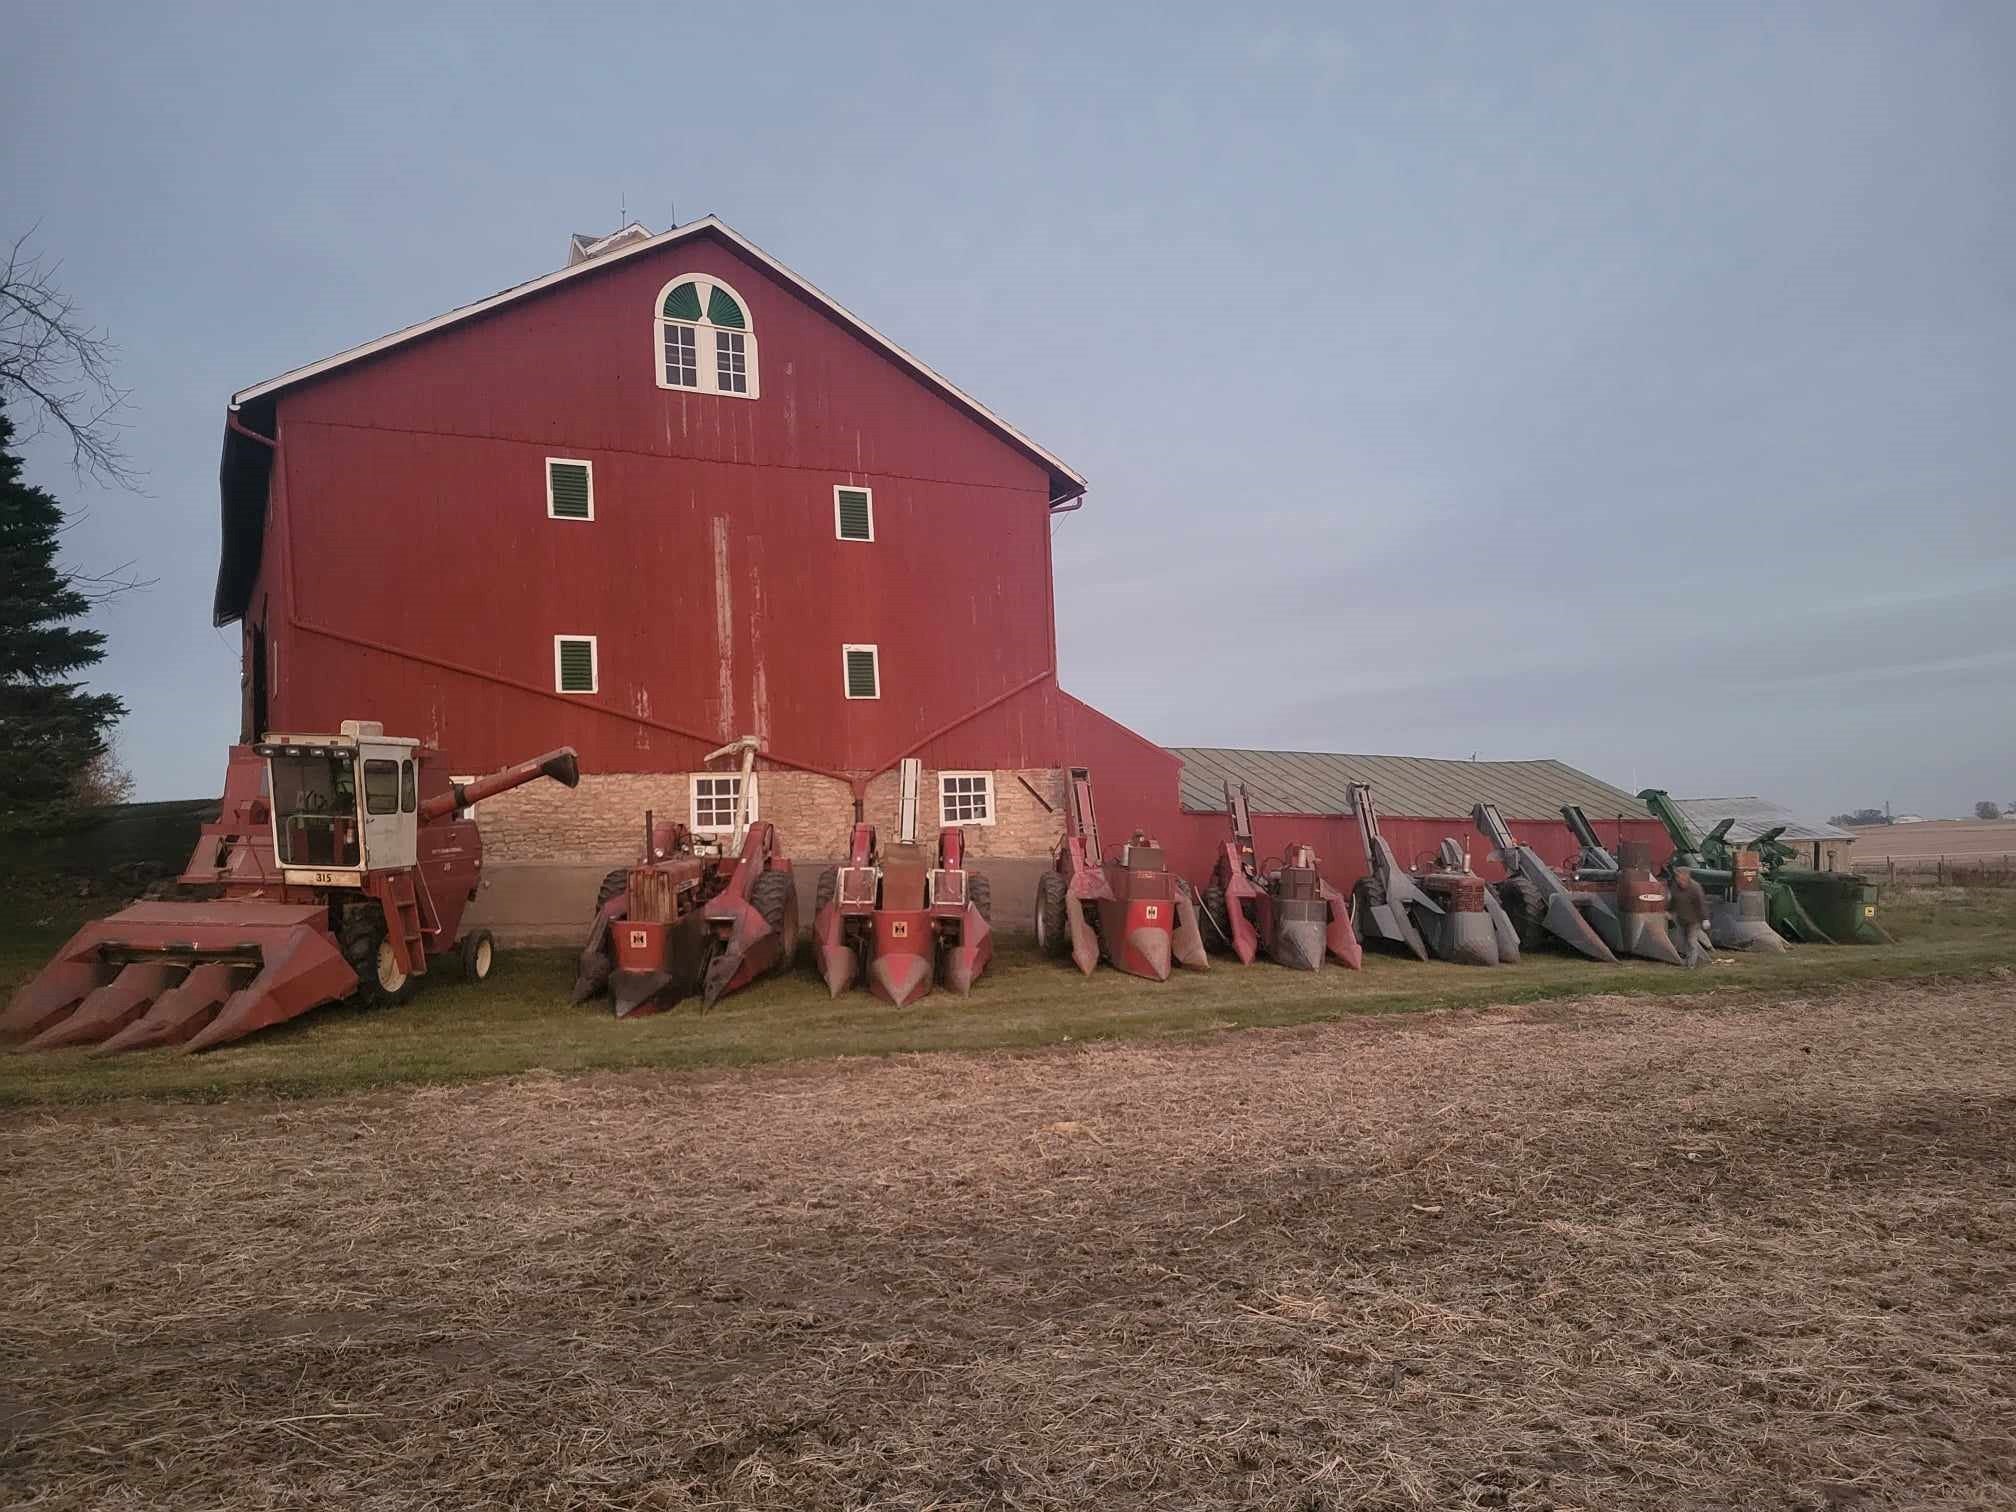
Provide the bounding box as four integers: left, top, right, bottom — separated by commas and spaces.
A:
1637, 790, 1887, 946
1636, 790, 1787, 951
1745, 825, 1891, 945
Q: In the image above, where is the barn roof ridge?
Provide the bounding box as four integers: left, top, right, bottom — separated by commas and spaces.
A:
227, 214, 1087, 506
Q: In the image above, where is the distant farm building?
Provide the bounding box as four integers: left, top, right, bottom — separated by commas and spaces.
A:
1673, 796, 1857, 872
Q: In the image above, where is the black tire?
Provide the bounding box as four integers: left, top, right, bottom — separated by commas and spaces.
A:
1034, 870, 1069, 958
748, 869, 796, 977
814, 866, 838, 917
967, 872, 992, 924
1200, 882, 1231, 951
340, 905, 415, 1008
594, 866, 630, 914
1495, 876, 1545, 949
460, 929, 496, 983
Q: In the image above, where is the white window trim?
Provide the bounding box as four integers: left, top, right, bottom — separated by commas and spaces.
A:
842, 643, 881, 700
688, 771, 758, 834
654, 273, 761, 401
553, 634, 599, 695
833, 484, 875, 542
545, 457, 594, 521
938, 771, 996, 827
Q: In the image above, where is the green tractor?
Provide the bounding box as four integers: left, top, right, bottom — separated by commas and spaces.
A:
1637, 791, 1887, 946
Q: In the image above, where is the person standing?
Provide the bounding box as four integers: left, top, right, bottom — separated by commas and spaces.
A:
1669, 866, 1712, 967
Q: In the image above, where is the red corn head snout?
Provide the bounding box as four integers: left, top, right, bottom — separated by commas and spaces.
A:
939, 903, 992, 996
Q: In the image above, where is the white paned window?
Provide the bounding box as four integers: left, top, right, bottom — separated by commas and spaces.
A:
842, 644, 880, 699
939, 772, 995, 826
655, 274, 760, 398
690, 773, 757, 834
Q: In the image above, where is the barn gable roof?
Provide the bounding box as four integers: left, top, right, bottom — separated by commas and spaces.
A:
1672, 796, 1855, 845
227, 215, 1087, 505
1170, 747, 1646, 823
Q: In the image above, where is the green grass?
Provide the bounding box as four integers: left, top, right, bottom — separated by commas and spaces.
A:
3, 885, 2012, 1108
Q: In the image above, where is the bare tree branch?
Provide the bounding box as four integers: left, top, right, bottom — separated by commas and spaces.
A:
1, 227, 139, 487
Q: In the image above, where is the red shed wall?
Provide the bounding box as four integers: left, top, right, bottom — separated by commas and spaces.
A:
257, 229, 1061, 778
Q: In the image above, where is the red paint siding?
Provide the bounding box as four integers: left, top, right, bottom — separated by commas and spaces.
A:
259, 228, 1058, 777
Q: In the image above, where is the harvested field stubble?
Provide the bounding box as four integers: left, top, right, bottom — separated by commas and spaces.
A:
3, 977, 2015, 1509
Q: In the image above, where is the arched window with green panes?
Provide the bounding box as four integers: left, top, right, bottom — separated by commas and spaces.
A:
655, 274, 759, 399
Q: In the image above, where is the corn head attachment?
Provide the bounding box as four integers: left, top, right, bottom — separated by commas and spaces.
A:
1199, 782, 1359, 970
1748, 828, 1892, 945
573, 739, 798, 1015
5, 726, 581, 1055
1558, 806, 1684, 965
1472, 803, 1617, 964
809, 764, 993, 1006
1347, 783, 1510, 966
1638, 790, 1786, 953
1034, 767, 1206, 981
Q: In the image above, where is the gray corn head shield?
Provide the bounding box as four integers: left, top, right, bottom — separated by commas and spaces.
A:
1269, 895, 1328, 972
1360, 838, 1436, 961
1479, 887, 1523, 965
1511, 849, 1617, 963
1418, 900, 1501, 966
1710, 891, 1786, 953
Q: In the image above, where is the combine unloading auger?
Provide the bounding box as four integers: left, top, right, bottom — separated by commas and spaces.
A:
1034, 767, 1207, 981
1347, 783, 1510, 966
809, 759, 993, 1005
571, 737, 798, 1015
1199, 781, 1360, 970
1637, 790, 1786, 953
1472, 803, 1617, 963
5, 725, 581, 1055
1559, 806, 1684, 965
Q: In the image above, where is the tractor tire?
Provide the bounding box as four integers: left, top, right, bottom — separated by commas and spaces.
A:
1354, 876, 1386, 916
340, 906, 416, 1009
1034, 871, 1070, 958
814, 867, 838, 917
594, 866, 630, 915
1199, 882, 1231, 952
1495, 876, 1545, 949
967, 872, 992, 924
748, 869, 796, 977
460, 929, 496, 983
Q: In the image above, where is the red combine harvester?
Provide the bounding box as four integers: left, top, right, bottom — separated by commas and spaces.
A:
1033, 767, 1208, 981
810, 759, 993, 1005
1199, 781, 1361, 971
1347, 782, 1514, 966
569, 737, 798, 1014
3, 722, 580, 1055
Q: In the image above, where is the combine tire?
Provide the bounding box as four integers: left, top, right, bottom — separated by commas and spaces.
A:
461, 929, 496, 983
1034, 871, 1069, 957
748, 869, 796, 977
341, 907, 416, 1009
1199, 882, 1231, 951
1495, 877, 1545, 950
968, 872, 992, 923
814, 867, 838, 916
594, 866, 630, 915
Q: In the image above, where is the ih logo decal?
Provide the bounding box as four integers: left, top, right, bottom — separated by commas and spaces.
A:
890, 920, 910, 938
1144, 904, 1160, 921
628, 929, 649, 948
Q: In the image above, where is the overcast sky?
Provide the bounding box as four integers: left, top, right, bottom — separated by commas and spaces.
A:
5, 1, 2011, 819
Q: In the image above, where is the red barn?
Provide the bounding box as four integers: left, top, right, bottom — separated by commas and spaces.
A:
215, 218, 1666, 935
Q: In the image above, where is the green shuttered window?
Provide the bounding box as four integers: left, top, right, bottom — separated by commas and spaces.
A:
706, 286, 745, 329
661, 281, 702, 321
834, 486, 873, 541
547, 459, 593, 520
843, 645, 880, 700
554, 636, 598, 694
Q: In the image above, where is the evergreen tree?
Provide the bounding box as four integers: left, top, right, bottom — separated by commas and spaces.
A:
0, 407, 126, 832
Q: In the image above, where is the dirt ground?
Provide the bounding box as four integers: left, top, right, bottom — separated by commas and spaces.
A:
3, 977, 2013, 1510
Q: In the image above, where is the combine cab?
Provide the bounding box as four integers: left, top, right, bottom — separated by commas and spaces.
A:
571, 737, 798, 1014
1347, 783, 1513, 966
1637, 790, 1787, 953
1558, 806, 1685, 965
4, 723, 581, 1054
1471, 803, 1617, 963
1198, 781, 1360, 970
1034, 768, 1207, 981
809, 759, 993, 1005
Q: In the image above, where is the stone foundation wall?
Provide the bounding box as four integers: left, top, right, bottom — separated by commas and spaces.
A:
473, 766, 1068, 865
